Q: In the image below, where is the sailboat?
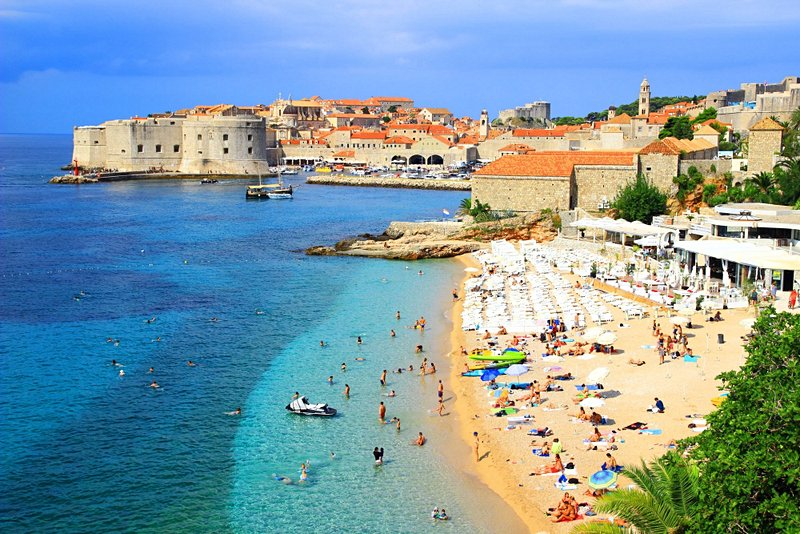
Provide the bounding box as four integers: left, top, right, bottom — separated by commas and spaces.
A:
245, 174, 294, 200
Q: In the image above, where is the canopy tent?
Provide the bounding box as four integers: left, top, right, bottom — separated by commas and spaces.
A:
570, 217, 671, 236
675, 239, 800, 271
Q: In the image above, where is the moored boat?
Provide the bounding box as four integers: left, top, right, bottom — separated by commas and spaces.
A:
286, 396, 337, 416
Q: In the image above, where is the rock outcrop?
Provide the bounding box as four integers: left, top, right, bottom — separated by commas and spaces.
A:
49, 175, 99, 184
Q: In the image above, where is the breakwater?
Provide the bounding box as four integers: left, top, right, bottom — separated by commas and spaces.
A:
306, 174, 471, 190
50, 171, 277, 184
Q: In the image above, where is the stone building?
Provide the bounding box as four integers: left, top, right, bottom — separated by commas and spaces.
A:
747, 117, 784, 174
497, 101, 551, 123
710, 75, 800, 131
72, 115, 270, 175
639, 77, 651, 117
418, 108, 454, 125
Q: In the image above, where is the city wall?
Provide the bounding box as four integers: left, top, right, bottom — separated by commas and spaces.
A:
472, 175, 570, 213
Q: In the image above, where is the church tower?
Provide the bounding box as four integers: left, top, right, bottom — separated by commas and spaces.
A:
479, 109, 489, 140
639, 77, 651, 117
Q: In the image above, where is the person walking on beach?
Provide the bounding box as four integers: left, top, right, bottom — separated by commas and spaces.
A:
379, 401, 386, 422
437, 380, 444, 401
436, 398, 445, 416
473, 432, 480, 462
452, 289, 459, 301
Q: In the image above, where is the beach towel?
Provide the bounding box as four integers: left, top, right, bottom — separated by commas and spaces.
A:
577, 354, 596, 360
641, 344, 655, 349
575, 384, 603, 391
532, 449, 550, 456
639, 428, 662, 435
527, 427, 552, 437
555, 482, 578, 491
683, 355, 700, 362
622, 422, 647, 431
542, 406, 567, 412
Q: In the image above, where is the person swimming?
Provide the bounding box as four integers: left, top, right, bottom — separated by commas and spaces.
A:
149, 380, 160, 388
187, 360, 197, 367
118, 370, 125, 377
226, 407, 241, 416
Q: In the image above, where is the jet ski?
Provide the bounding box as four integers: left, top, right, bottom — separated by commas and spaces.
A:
286, 396, 337, 416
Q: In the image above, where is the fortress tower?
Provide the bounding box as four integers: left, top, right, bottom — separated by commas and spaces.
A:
479, 109, 489, 140
639, 77, 651, 117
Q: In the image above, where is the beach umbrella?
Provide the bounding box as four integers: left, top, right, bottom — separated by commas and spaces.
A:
677, 308, 696, 317
587, 367, 610, 384
588, 470, 619, 490
503, 347, 521, 353
464, 267, 480, 273
670, 315, 689, 325
739, 318, 756, 329
480, 369, 500, 382
580, 397, 605, 408
582, 327, 605, 341
596, 332, 618, 346
505, 364, 529, 376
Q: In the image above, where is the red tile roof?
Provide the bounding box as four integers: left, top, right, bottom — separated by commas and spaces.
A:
750, 117, 784, 131
350, 131, 386, 140
474, 151, 636, 177
499, 143, 535, 154
607, 113, 632, 125
512, 128, 565, 138
385, 136, 414, 144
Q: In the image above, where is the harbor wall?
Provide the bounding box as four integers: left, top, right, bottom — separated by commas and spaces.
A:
305, 175, 471, 190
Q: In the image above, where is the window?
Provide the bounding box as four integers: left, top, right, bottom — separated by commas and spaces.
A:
173, 145, 180, 152
223, 147, 229, 154
137, 144, 143, 153
155, 144, 162, 153
198, 150, 202, 154
223, 134, 229, 141
247, 134, 253, 141
197, 134, 202, 140
170, 121, 175, 125
248, 147, 253, 154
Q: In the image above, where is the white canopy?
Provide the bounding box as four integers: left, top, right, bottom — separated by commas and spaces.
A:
675, 239, 800, 271
570, 217, 671, 236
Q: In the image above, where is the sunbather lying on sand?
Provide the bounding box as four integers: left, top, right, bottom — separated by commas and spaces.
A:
628, 358, 646, 366
530, 453, 563, 475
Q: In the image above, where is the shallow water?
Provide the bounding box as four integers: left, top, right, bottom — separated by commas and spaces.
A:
0, 135, 523, 533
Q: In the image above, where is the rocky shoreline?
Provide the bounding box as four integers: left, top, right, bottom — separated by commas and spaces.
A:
305, 214, 559, 260
306, 174, 471, 190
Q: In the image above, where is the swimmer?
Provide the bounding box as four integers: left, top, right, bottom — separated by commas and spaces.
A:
330, 451, 336, 460
387, 390, 396, 397
187, 360, 197, 367
145, 316, 156, 324
111, 359, 123, 367
408, 364, 414, 372
210, 317, 219, 323
292, 392, 300, 400
341, 362, 347, 372
394, 368, 403, 374
114, 340, 120, 346
272, 474, 292, 484
355, 357, 366, 361
148, 367, 154, 374
226, 407, 242, 416
357, 336, 363, 345
255, 309, 265, 315
152, 337, 161, 343
373, 447, 382, 465
299, 463, 308, 482
395, 418, 401, 431
429, 362, 436, 374
418, 270, 424, 275
149, 380, 160, 388
320, 340, 326, 347
328, 375, 334, 385
396, 311, 401, 320
390, 329, 396, 337
106, 337, 113, 343
344, 384, 350, 398
119, 370, 125, 377
415, 344, 423, 353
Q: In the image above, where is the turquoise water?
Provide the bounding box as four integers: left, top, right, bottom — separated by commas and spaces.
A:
0, 135, 519, 533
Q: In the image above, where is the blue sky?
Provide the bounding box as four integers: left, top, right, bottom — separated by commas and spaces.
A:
1, 0, 798, 133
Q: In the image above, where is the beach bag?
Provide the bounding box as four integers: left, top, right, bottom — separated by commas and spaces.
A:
565, 462, 575, 470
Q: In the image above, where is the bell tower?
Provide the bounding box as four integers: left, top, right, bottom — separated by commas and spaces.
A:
639, 77, 651, 117
479, 109, 489, 140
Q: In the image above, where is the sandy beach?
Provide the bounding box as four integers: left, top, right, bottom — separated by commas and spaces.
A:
447, 242, 771, 533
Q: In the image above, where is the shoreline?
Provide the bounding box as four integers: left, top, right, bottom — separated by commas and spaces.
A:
448, 254, 551, 533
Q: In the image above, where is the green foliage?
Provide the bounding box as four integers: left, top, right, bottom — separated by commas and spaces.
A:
387, 105, 398, 113
687, 309, 800, 533
673, 166, 705, 204
553, 116, 586, 126
659, 116, 694, 140
719, 140, 737, 152
612, 175, 667, 223
572, 454, 699, 534
701, 183, 718, 203
691, 106, 717, 124
707, 193, 729, 207
459, 197, 497, 222
490, 118, 504, 127
381, 116, 390, 123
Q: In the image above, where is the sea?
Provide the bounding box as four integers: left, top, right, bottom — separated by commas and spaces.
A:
0, 134, 523, 533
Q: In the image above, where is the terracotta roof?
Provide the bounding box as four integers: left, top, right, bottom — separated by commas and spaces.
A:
474, 151, 636, 178
457, 135, 480, 145
385, 135, 414, 145
693, 125, 719, 136
607, 113, 632, 125
511, 128, 565, 138
639, 137, 714, 155
372, 96, 413, 102
499, 143, 535, 154
327, 113, 380, 119
421, 107, 452, 115
350, 131, 386, 140
428, 124, 452, 135
334, 99, 366, 106
332, 150, 356, 158
700, 118, 732, 128
750, 117, 784, 131
647, 114, 670, 125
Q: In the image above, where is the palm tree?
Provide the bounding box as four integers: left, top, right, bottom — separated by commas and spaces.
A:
746, 171, 777, 195
457, 198, 472, 216
572, 455, 699, 534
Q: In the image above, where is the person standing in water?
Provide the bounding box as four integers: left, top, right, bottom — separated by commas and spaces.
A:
380, 369, 387, 386
344, 384, 350, 398
379, 401, 386, 422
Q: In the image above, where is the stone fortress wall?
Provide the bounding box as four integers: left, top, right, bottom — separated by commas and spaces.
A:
471, 175, 571, 213
72, 116, 270, 175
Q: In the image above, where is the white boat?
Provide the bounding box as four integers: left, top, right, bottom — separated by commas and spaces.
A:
286, 396, 336, 416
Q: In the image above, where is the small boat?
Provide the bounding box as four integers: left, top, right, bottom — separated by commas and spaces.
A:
316, 166, 332, 173
246, 177, 293, 200
200, 178, 218, 184
286, 396, 337, 416
469, 349, 527, 362
268, 185, 293, 199
280, 167, 299, 175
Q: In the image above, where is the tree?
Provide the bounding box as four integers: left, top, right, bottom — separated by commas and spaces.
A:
691, 106, 717, 124
659, 117, 694, 140
688, 309, 800, 533
458, 197, 495, 222
573, 454, 699, 534
746, 171, 777, 196
387, 105, 398, 113
612, 175, 667, 223
361, 106, 370, 114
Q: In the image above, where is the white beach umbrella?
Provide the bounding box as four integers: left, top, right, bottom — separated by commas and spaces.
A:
580, 397, 606, 408
505, 364, 529, 376
596, 332, 618, 346
582, 327, 605, 341
739, 318, 756, 329
670, 315, 689, 325
587, 367, 610, 384
678, 308, 696, 317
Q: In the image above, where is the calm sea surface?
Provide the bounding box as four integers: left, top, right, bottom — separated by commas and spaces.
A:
0, 135, 517, 533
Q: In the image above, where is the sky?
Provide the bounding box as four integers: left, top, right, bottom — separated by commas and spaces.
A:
1, 0, 798, 134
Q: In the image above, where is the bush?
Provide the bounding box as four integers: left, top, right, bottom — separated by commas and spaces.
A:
613, 175, 667, 223
702, 183, 718, 203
